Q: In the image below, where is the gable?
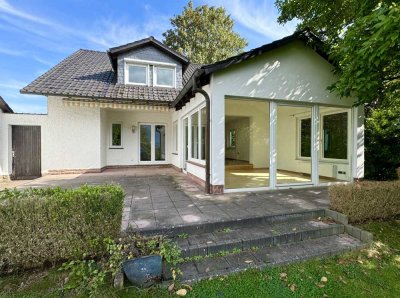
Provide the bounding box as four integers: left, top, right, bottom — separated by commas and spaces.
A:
212, 40, 355, 106
116, 45, 184, 88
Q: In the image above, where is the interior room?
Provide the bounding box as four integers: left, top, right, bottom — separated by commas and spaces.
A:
224, 99, 352, 190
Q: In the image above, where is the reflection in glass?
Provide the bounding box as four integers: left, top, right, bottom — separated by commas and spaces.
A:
155, 125, 166, 161
140, 125, 151, 161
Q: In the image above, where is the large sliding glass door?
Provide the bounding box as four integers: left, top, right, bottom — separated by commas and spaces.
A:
276, 104, 313, 186
139, 123, 166, 163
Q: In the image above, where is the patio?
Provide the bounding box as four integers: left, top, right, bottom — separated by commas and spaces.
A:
0, 167, 330, 231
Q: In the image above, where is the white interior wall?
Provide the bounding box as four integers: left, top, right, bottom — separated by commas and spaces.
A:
225, 99, 269, 168
225, 117, 250, 162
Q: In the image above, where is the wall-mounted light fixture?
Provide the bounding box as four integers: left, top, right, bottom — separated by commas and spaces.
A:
131, 125, 136, 133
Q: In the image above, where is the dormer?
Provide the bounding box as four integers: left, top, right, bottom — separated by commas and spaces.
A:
107, 37, 189, 88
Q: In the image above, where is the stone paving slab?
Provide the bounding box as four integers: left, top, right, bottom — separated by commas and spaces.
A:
177, 234, 365, 283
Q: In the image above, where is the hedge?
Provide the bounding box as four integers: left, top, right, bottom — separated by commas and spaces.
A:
0, 185, 124, 273
329, 181, 400, 223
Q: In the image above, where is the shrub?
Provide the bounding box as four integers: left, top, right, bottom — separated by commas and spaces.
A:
0, 185, 124, 273
329, 181, 400, 223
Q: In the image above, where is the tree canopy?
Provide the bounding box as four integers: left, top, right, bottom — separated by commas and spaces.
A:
163, 1, 247, 64
276, 0, 400, 107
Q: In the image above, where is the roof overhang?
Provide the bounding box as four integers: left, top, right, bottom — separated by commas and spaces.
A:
107, 37, 190, 71
0, 96, 13, 113
172, 29, 329, 110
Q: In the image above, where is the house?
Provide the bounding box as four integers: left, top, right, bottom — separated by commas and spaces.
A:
0, 29, 364, 193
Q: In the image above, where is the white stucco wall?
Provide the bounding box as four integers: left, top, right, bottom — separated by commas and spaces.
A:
102, 108, 172, 166
210, 40, 361, 187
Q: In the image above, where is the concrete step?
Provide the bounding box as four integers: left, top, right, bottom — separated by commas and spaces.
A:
174, 218, 344, 258
140, 208, 326, 237
167, 234, 365, 283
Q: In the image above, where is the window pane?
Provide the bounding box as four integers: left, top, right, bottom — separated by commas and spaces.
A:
156, 68, 174, 86
200, 107, 206, 160
323, 112, 347, 159
155, 125, 166, 161
128, 65, 147, 84
112, 123, 121, 146
140, 125, 151, 161
300, 118, 311, 157
191, 112, 199, 159
173, 121, 178, 152
184, 118, 189, 163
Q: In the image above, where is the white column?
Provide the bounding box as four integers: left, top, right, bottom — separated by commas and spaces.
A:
352, 105, 365, 179
311, 105, 320, 185
269, 101, 277, 189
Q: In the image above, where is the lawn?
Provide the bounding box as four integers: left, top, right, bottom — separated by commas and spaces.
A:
1, 220, 399, 298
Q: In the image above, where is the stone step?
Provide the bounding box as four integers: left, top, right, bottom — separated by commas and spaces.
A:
174, 218, 344, 258
168, 234, 365, 283
140, 208, 326, 237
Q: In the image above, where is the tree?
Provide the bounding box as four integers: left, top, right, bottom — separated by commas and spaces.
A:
275, 0, 400, 106
163, 1, 247, 64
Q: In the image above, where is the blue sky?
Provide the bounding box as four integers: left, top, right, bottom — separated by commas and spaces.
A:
0, 0, 297, 113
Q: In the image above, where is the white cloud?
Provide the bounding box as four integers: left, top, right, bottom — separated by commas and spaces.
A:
207, 0, 298, 41
0, 0, 54, 26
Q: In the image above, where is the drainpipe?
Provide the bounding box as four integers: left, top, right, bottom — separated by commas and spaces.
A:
192, 77, 211, 194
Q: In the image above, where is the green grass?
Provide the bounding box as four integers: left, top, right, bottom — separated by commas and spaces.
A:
1, 220, 399, 297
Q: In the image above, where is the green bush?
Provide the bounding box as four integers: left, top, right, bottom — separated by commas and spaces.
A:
0, 185, 124, 273
329, 181, 400, 223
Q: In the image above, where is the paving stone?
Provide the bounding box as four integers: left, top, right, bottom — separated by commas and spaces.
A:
194, 257, 230, 274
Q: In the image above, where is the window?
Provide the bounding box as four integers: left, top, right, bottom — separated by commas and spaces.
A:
191, 112, 199, 159
127, 64, 147, 85
173, 121, 178, 152
299, 118, 311, 158
155, 67, 174, 87
322, 112, 348, 159
111, 123, 122, 147
227, 129, 236, 148
155, 125, 166, 161
200, 107, 206, 160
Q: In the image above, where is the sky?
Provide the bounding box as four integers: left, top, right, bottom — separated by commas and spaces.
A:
0, 0, 297, 114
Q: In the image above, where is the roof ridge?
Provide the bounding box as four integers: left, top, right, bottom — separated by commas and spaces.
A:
78, 49, 107, 54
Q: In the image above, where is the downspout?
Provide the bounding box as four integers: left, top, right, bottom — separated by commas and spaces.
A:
192, 77, 211, 194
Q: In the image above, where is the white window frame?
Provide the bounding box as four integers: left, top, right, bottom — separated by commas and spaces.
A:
125, 63, 149, 86
320, 109, 350, 163
154, 66, 176, 88
186, 104, 206, 165
110, 122, 123, 148
173, 120, 178, 153
138, 122, 168, 164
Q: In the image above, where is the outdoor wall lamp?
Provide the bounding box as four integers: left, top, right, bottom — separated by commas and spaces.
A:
131, 125, 136, 133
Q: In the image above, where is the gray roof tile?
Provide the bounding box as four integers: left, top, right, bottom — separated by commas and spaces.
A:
21, 49, 186, 103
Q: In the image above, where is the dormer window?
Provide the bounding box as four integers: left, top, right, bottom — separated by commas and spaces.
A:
126, 64, 148, 85
154, 66, 175, 88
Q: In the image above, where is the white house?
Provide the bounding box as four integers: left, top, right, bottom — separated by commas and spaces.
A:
0, 30, 364, 193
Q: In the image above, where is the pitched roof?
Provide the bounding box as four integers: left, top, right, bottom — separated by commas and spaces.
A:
0, 96, 13, 113
173, 29, 327, 109
107, 36, 189, 71
21, 49, 181, 103
183, 63, 203, 85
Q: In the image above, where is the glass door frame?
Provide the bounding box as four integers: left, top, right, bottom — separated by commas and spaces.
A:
182, 117, 189, 172
138, 122, 168, 164
269, 102, 319, 188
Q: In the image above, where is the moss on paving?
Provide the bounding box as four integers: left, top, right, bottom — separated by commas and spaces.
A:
1, 220, 399, 298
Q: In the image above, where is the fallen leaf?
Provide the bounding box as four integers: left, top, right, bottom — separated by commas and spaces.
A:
176, 289, 187, 296
292, 228, 297, 231
245, 260, 253, 264
339, 276, 347, 284
280, 272, 288, 282
168, 283, 175, 292
317, 283, 325, 288
289, 283, 297, 292
321, 276, 328, 283
182, 284, 193, 291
